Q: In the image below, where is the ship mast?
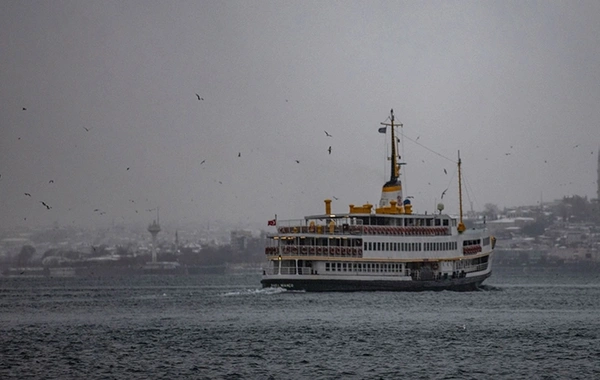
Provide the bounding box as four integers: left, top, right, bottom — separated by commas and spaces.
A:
457, 151, 466, 233
378, 109, 403, 209
380, 109, 401, 182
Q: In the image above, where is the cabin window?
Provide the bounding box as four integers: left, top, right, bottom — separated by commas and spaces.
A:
483, 237, 490, 246
434, 218, 441, 226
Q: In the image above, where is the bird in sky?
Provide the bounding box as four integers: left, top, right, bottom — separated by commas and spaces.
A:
324, 131, 332, 137
83, 127, 90, 132
441, 189, 448, 199
295, 160, 300, 163
24, 193, 31, 197
443, 168, 447, 175
126, 167, 130, 171
40, 201, 51, 210
49, 180, 54, 183
238, 152, 241, 157
93, 209, 99, 212
22, 107, 26, 111
328, 146, 332, 154
196, 94, 204, 100
332, 196, 339, 200
416, 135, 420, 141
200, 160, 206, 164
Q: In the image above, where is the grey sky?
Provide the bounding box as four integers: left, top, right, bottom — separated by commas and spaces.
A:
2, 1, 599, 229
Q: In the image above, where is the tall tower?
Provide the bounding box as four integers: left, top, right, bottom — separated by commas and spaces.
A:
147, 208, 161, 263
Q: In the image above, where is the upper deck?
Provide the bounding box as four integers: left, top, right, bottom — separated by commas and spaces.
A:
269, 212, 457, 238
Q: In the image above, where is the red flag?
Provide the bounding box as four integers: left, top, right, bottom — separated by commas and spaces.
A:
267, 219, 276, 226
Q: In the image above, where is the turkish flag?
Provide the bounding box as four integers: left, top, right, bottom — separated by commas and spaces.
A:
267, 219, 276, 226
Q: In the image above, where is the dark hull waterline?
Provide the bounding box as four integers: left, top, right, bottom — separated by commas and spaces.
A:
261, 272, 491, 292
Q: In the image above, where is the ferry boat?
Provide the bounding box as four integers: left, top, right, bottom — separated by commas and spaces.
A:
261, 110, 495, 291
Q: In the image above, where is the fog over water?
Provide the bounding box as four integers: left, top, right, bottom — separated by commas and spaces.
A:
2, 1, 599, 229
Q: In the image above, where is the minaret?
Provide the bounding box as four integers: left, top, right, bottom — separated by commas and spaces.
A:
147, 208, 161, 263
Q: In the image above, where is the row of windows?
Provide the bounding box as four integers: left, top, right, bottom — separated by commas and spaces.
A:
325, 262, 403, 273
424, 241, 458, 251
463, 239, 481, 247
364, 241, 425, 252
358, 217, 454, 227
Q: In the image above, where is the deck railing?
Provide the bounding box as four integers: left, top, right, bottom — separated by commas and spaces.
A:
276, 225, 449, 236
265, 246, 363, 258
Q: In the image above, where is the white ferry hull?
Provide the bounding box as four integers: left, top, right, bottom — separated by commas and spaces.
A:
261, 271, 491, 292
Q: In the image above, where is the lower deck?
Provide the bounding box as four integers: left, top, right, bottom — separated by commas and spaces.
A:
262, 253, 492, 291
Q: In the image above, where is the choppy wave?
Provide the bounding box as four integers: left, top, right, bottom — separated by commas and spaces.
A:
1, 274, 599, 379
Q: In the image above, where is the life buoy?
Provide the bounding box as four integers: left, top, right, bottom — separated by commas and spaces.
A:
432, 263, 439, 270
302, 247, 307, 254
292, 247, 297, 253
336, 247, 341, 255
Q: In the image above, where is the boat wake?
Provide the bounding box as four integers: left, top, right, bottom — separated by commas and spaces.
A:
222, 287, 289, 296
477, 284, 503, 291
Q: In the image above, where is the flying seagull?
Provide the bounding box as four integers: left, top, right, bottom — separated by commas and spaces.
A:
328, 146, 332, 154
22, 107, 26, 111
332, 196, 339, 200
443, 168, 447, 175
196, 94, 204, 100
83, 127, 90, 132
40, 201, 51, 210
24, 193, 31, 197
295, 160, 300, 163
238, 152, 241, 157
324, 131, 332, 137
200, 160, 206, 165
441, 188, 448, 199
49, 180, 54, 183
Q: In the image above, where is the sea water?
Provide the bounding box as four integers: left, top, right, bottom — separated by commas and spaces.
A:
1, 269, 599, 379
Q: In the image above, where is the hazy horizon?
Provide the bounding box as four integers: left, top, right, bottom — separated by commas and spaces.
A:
2, 1, 599, 230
